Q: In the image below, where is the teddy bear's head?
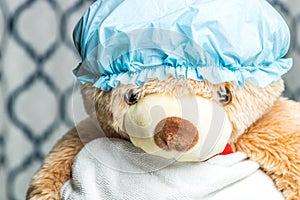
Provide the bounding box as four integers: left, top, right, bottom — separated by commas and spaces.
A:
73, 0, 292, 161
80, 76, 284, 161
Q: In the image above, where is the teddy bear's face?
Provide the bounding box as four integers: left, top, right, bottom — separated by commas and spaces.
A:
81, 76, 284, 161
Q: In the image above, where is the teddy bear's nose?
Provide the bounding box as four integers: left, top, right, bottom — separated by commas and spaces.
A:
154, 117, 199, 152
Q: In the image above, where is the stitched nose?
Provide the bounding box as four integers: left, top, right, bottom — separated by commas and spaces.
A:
154, 117, 199, 152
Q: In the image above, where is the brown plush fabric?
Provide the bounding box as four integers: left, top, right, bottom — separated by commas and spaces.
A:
27, 78, 300, 200
234, 98, 300, 199
26, 128, 83, 200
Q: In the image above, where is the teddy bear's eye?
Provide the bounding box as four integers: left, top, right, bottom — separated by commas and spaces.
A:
125, 89, 139, 105
217, 86, 232, 105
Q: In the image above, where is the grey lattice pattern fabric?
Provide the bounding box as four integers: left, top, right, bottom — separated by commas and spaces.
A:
0, 1, 92, 199
0, 0, 299, 200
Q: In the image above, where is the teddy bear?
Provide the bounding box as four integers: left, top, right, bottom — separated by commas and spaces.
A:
27, 0, 300, 199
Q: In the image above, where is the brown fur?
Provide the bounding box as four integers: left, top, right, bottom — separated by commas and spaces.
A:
235, 98, 300, 199
27, 77, 300, 200
26, 128, 82, 200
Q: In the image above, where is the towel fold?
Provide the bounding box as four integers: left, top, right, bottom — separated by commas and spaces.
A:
61, 138, 283, 200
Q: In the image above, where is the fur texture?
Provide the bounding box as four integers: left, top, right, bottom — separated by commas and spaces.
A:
27, 77, 300, 200
26, 128, 82, 200
235, 98, 300, 199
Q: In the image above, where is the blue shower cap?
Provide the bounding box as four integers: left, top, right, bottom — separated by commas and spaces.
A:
73, 0, 292, 91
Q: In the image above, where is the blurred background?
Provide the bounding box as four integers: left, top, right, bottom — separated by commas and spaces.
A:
0, 0, 299, 199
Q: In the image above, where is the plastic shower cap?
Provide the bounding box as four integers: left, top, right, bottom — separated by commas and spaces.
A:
73, 0, 292, 91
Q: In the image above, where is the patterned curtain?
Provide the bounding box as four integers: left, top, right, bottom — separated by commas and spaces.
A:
0, 0, 299, 199
0, 1, 92, 199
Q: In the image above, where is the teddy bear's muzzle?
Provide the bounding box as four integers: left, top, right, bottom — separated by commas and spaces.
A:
124, 94, 233, 161
154, 117, 199, 152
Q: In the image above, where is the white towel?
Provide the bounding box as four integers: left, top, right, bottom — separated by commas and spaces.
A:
61, 138, 283, 200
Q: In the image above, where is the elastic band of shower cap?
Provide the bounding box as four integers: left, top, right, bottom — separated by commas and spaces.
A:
72, 0, 293, 91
